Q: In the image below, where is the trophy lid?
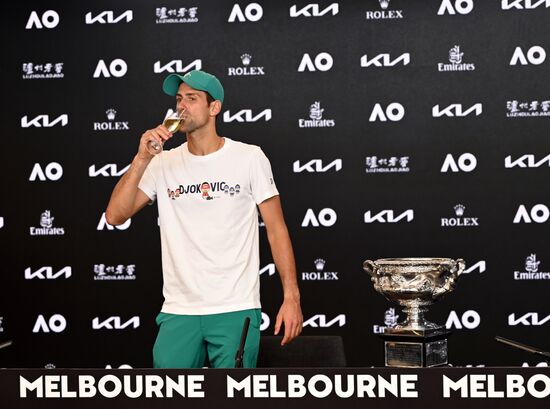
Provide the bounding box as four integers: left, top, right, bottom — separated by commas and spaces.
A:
374, 258, 455, 266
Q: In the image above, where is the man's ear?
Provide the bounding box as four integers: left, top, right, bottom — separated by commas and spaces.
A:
210, 100, 222, 116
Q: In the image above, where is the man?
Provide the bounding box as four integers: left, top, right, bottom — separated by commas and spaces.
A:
105, 70, 302, 368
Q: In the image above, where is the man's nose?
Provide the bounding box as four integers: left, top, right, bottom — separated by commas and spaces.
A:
176, 101, 188, 112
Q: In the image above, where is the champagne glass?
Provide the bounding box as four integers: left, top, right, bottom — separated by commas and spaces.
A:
146, 108, 186, 155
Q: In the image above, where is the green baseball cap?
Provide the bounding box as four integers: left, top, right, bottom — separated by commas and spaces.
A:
162, 70, 224, 103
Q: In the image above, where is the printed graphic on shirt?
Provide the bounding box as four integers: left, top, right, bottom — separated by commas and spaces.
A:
167, 181, 241, 200
223, 183, 241, 197
200, 182, 213, 200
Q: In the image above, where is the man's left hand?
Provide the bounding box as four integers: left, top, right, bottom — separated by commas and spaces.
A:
274, 298, 303, 346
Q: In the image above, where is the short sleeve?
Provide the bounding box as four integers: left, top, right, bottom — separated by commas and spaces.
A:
138, 161, 157, 203
250, 148, 279, 205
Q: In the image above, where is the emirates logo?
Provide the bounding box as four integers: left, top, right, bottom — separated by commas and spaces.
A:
449, 45, 464, 64
525, 254, 540, 273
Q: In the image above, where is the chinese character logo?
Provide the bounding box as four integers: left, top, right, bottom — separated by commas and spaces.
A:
525, 254, 540, 273
40, 210, 54, 228
449, 45, 463, 64
309, 102, 324, 120
384, 308, 399, 327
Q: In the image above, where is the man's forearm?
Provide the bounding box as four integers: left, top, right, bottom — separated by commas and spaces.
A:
105, 155, 151, 225
267, 226, 300, 300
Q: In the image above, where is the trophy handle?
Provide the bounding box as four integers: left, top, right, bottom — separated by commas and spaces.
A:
433, 259, 465, 298
455, 258, 466, 275
363, 260, 378, 277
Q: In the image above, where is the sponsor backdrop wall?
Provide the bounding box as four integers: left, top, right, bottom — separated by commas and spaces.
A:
2, 0, 550, 368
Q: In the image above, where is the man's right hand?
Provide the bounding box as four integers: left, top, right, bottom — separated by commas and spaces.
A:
137, 125, 173, 159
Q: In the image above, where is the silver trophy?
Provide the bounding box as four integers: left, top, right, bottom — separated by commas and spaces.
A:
363, 257, 466, 367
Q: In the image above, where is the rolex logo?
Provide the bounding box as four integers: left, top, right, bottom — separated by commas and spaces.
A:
442, 204, 478, 227
367, 0, 402, 20
106, 109, 117, 121
94, 109, 129, 131
302, 258, 338, 281
228, 54, 264, 76
454, 204, 465, 217
314, 258, 326, 271
241, 54, 252, 66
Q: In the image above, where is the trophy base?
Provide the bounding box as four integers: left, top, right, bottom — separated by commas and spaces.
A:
385, 326, 447, 337
380, 331, 451, 368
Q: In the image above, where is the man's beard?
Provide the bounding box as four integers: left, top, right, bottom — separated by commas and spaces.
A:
180, 118, 204, 134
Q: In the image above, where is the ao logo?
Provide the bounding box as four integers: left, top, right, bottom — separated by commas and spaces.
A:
33, 314, 66, 333
97, 212, 131, 230
298, 53, 333, 72
93, 59, 127, 78
510, 46, 546, 65
502, 0, 550, 10
290, 3, 338, 17
445, 310, 480, 329
26, 10, 59, 29
29, 163, 63, 181
301, 208, 337, 227
437, 0, 474, 15
513, 204, 549, 224
440, 153, 477, 173
228, 3, 263, 22
369, 103, 405, 122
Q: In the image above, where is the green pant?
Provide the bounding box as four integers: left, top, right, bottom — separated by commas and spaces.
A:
153, 308, 261, 368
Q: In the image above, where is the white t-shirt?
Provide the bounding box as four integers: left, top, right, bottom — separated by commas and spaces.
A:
138, 138, 279, 315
